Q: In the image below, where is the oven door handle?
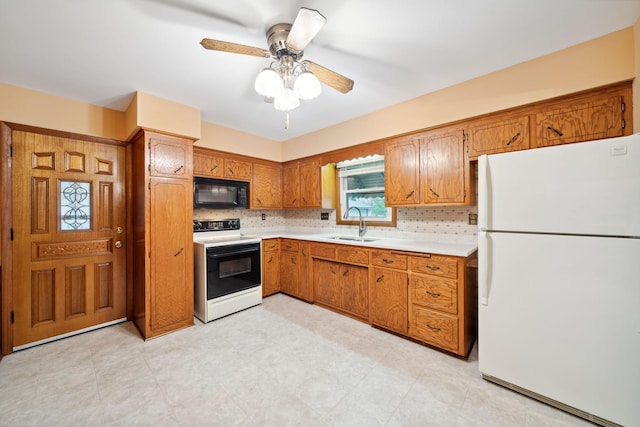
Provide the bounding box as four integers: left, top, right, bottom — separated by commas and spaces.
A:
206, 247, 259, 258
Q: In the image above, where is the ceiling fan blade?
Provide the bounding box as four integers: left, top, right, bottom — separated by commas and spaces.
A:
200, 38, 270, 58
303, 61, 354, 94
285, 7, 326, 53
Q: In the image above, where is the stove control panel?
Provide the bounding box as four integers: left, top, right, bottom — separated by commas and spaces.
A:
193, 218, 240, 232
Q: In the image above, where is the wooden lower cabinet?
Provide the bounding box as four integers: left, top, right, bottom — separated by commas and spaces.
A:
313, 258, 369, 320
408, 254, 476, 356
370, 267, 408, 335
280, 239, 313, 302
262, 239, 280, 297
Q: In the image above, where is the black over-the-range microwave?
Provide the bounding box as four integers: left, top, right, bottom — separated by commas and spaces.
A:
193, 177, 249, 209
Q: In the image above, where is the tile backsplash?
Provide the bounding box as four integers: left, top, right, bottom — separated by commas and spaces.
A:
194, 205, 478, 236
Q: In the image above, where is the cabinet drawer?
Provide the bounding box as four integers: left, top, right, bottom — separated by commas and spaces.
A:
371, 251, 407, 270
410, 306, 458, 352
280, 239, 300, 252
409, 255, 457, 279
411, 275, 457, 315
337, 247, 369, 265
262, 239, 279, 251
311, 243, 336, 259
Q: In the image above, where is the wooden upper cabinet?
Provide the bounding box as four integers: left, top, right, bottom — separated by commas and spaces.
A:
252, 163, 282, 209
420, 127, 467, 205
467, 116, 530, 160
534, 94, 625, 148
299, 160, 320, 207
385, 136, 420, 205
282, 163, 300, 208
224, 158, 252, 180
149, 135, 192, 180
193, 151, 222, 177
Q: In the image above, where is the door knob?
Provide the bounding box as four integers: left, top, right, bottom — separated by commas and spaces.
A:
114, 241, 123, 249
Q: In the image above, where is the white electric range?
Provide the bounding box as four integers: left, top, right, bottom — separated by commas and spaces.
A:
193, 219, 262, 322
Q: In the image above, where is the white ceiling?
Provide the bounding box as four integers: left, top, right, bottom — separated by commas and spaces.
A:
1, 0, 640, 142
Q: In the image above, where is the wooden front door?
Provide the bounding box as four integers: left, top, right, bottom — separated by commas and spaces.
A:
12, 130, 126, 348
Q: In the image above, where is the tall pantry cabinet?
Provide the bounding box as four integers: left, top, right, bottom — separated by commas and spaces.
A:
131, 129, 195, 339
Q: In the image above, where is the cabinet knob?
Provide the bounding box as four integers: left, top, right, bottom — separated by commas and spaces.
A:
114, 241, 123, 249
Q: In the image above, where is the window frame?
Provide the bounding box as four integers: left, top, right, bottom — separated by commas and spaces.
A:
335, 156, 396, 227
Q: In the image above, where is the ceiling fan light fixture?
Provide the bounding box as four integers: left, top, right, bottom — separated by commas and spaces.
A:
254, 68, 283, 98
293, 71, 322, 100
274, 87, 300, 111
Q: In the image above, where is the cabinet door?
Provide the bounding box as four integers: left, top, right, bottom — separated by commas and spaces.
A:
262, 247, 280, 297
299, 160, 320, 207
280, 251, 299, 296
149, 178, 193, 334
313, 259, 340, 307
252, 163, 282, 209
149, 136, 191, 180
385, 137, 420, 205
224, 158, 252, 180
534, 95, 624, 148
298, 243, 313, 302
420, 128, 466, 204
282, 163, 300, 208
370, 267, 408, 335
193, 151, 223, 177
468, 116, 530, 160
340, 264, 369, 319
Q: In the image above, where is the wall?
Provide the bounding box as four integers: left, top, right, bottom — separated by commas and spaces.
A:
197, 121, 282, 162
282, 26, 637, 161
0, 83, 127, 140
635, 18, 640, 129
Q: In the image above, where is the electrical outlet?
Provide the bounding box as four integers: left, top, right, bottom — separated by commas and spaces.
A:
468, 213, 478, 225
261, 213, 266, 221
321, 212, 329, 220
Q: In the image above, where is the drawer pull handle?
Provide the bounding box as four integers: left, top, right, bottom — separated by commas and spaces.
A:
546, 126, 563, 137
174, 165, 184, 173
376, 274, 385, 282
330, 267, 337, 275
256, 198, 262, 205
425, 290, 441, 297
174, 247, 184, 257
227, 167, 234, 175
210, 165, 218, 172
342, 269, 349, 277
426, 323, 441, 332
426, 265, 440, 271
429, 188, 440, 198
506, 132, 521, 146
292, 198, 297, 204
382, 258, 394, 264
405, 190, 415, 199
267, 257, 273, 263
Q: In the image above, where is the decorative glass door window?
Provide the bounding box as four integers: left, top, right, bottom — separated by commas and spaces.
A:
60, 180, 91, 230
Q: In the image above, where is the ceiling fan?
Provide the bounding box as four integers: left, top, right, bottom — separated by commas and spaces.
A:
200, 7, 354, 114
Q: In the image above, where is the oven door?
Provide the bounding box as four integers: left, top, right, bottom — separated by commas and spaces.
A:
206, 242, 261, 300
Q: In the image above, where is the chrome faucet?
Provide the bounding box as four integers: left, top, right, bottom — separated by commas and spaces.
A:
344, 206, 367, 239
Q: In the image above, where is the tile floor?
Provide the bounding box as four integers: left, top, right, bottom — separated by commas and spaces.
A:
0, 294, 592, 426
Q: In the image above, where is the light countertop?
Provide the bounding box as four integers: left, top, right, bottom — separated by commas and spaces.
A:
240, 227, 478, 257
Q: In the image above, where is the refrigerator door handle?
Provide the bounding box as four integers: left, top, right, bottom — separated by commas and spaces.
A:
478, 155, 489, 231
479, 230, 491, 305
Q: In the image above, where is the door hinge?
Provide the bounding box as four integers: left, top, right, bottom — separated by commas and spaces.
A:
148, 182, 151, 190
11, 311, 15, 324
621, 102, 625, 113
147, 164, 151, 172
10, 228, 14, 240
621, 118, 625, 129
407, 320, 410, 330
9, 144, 13, 157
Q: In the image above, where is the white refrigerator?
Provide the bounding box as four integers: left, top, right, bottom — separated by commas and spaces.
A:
478, 133, 640, 426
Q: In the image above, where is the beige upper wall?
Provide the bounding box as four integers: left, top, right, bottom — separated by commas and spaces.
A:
197, 121, 282, 162
283, 26, 638, 161
0, 83, 127, 140
634, 19, 640, 129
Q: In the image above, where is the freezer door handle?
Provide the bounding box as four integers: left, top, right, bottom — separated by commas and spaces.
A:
479, 231, 491, 306
478, 155, 489, 231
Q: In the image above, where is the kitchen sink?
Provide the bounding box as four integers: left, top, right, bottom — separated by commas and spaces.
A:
327, 236, 379, 243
